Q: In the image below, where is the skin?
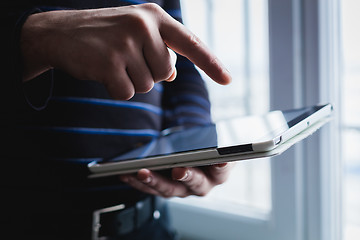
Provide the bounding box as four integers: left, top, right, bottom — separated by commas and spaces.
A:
20, 3, 234, 197
120, 163, 234, 198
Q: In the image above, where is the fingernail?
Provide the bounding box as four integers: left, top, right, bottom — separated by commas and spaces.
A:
168, 47, 177, 65
142, 176, 152, 184
215, 163, 228, 169
179, 170, 190, 181
166, 68, 177, 82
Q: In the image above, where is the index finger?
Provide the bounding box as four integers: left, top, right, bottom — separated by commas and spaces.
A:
159, 13, 232, 85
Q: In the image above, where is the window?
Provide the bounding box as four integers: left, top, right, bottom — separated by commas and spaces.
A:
174, 0, 271, 216
168, 1, 343, 240
341, 1, 360, 239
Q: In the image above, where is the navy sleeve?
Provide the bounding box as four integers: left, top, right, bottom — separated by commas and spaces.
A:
162, 0, 212, 129
162, 55, 212, 129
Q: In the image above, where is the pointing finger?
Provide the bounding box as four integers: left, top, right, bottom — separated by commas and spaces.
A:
158, 11, 231, 85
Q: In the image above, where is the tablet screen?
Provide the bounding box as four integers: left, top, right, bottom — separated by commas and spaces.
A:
105, 104, 328, 163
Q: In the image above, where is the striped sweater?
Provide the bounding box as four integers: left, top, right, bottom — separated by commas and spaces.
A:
0, 0, 211, 206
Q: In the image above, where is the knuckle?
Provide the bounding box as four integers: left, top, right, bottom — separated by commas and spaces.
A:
134, 14, 148, 29
121, 88, 135, 100
189, 33, 202, 49
118, 36, 135, 52
142, 3, 163, 13
129, 14, 149, 33
207, 56, 222, 72
188, 176, 206, 191
147, 177, 163, 191
121, 11, 151, 36
153, 63, 173, 81
109, 85, 134, 100
191, 183, 204, 192
161, 186, 175, 198
105, 79, 135, 100
140, 3, 166, 26
209, 56, 220, 66
136, 79, 154, 93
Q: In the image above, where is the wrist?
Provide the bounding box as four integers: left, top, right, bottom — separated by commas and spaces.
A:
21, 12, 54, 82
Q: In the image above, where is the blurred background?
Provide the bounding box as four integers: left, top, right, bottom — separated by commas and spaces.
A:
167, 0, 360, 240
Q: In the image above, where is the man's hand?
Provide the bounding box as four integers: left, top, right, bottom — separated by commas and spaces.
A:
21, 3, 231, 100
119, 163, 234, 198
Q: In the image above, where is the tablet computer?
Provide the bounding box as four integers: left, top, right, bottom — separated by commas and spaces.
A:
88, 103, 332, 178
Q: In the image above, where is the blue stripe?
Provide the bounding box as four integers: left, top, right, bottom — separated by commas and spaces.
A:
167, 9, 182, 19
168, 116, 211, 127
121, 0, 147, 4
51, 96, 163, 115
174, 94, 211, 109
169, 105, 211, 117
33, 126, 160, 137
